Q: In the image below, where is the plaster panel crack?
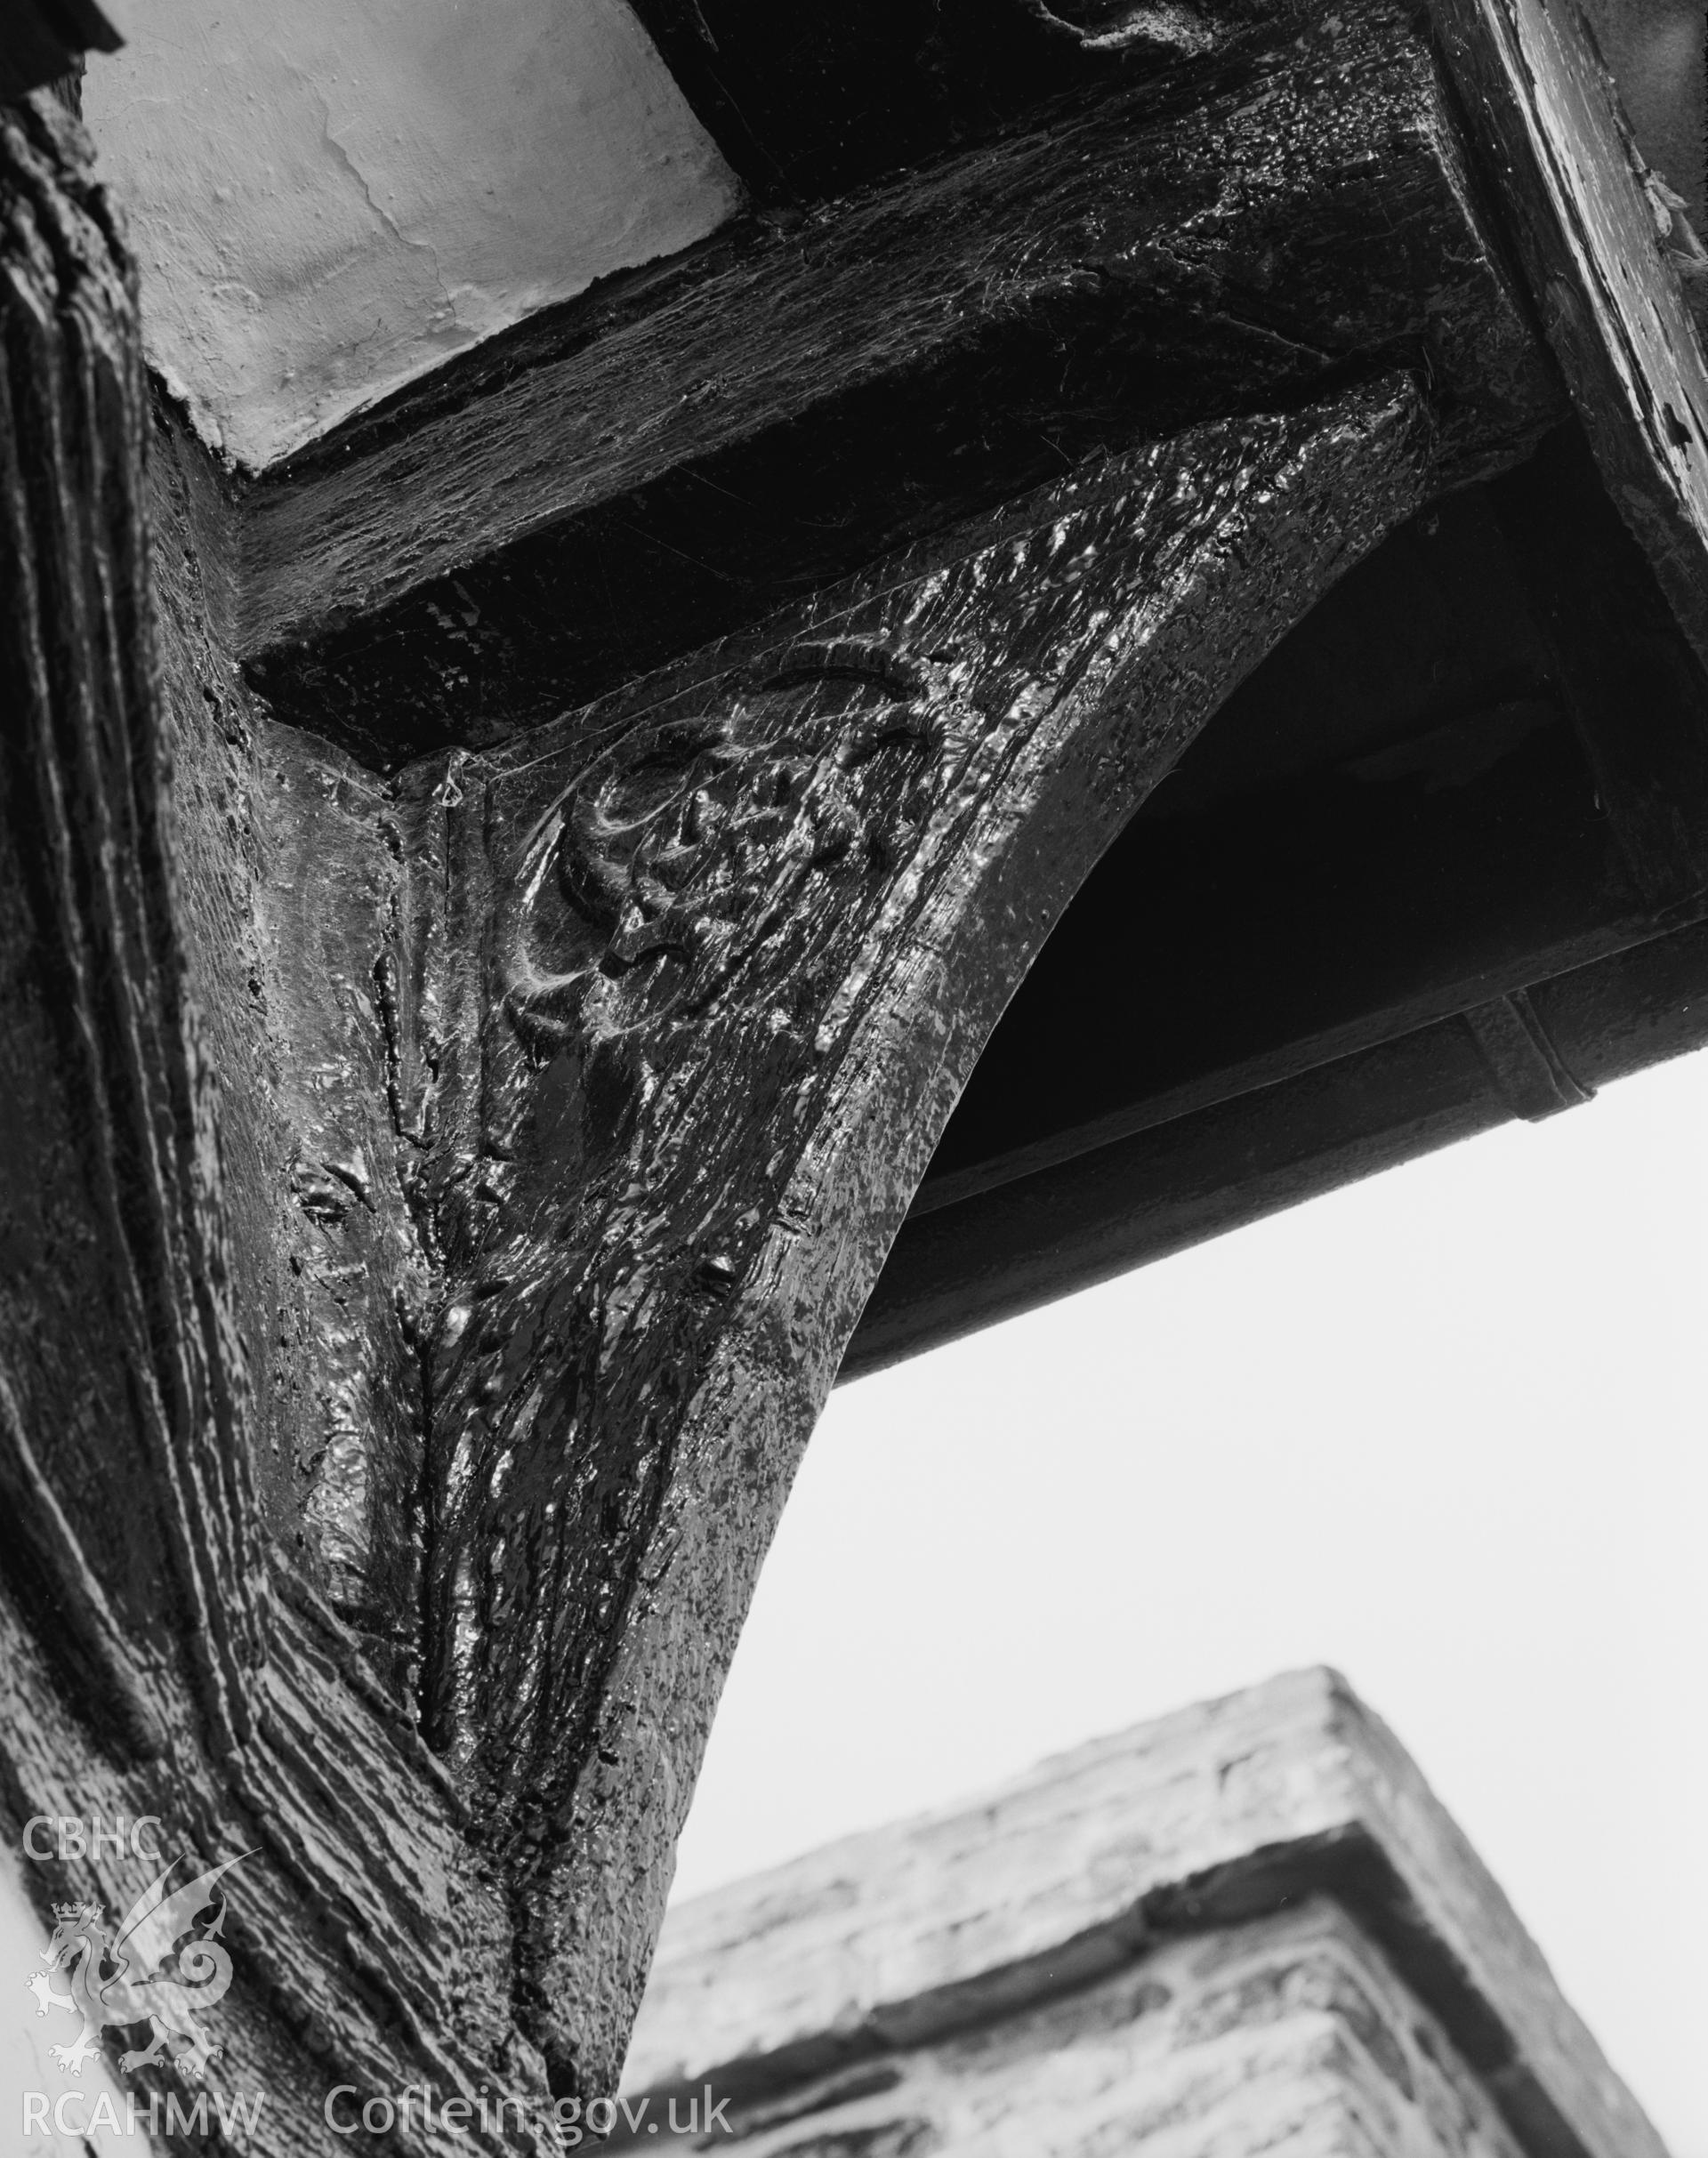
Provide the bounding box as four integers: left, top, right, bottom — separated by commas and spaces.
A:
311, 88, 461, 334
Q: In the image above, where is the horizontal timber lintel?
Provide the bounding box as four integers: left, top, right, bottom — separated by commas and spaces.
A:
846, 907, 1708, 1375
176, 0, 1558, 772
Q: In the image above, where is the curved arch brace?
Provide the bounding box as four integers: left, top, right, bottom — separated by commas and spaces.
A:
0, 88, 1431, 2141
417, 375, 1436, 2090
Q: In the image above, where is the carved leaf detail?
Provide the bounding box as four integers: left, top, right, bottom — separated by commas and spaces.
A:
503, 642, 973, 1059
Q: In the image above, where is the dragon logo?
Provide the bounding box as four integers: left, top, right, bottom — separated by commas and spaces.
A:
24, 1849, 254, 2080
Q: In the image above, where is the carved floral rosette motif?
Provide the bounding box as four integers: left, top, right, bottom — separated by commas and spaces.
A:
498, 640, 987, 1067
419, 635, 998, 1798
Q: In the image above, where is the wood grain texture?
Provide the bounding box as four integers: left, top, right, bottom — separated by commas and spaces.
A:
1425, 0, 1708, 664
231, 0, 1555, 766
958, 422, 1708, 1191
0, 88, 260, 1778
390, 379, 1433, 2097
10, 2, 1700, 2140
620, 0, 1300, 202
624, 1670, 1667, 2158
841, 406, 1708, 1369
0, 93, 574, 2158
0, 85, 1438, 2148
849, 905, 1708, 1375
847, 1011, 1522, 1373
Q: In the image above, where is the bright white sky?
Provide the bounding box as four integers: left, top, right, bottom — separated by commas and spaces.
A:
671, 1045, 1708, 2158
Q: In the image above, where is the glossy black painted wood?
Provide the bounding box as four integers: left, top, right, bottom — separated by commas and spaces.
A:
844, 422, 1708, 1373
8, 0, 1708, 2138
904, 431, 1708, 1211
0, 0, 118, 101
846, 914, 1708, 1376
0, 102, 1436, 2138
622, 0, 1295, 202
233, 0, 1554, 769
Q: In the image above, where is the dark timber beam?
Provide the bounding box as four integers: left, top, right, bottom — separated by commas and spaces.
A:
841, 417, 1708, 1371
0, 1, 120, 102
1429, 0, 1708, 666
415, 380, 1430, 2095
5, 0, 1708, 2147
228, 0, 1555, 766
848, 914, 1708, 1375
618, 0, 1306, 204
2, 76, 1438, 2151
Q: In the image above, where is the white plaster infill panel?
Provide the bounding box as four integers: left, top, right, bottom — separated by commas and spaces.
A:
83, 0, 741, 471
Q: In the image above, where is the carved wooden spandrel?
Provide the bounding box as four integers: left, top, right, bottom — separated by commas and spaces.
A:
388, 379, 1438, 2090
417, 648, 992, 1757
10, 0, 1708, 2126
0, 58, 1516, 2157
239, 0, 1560, 754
